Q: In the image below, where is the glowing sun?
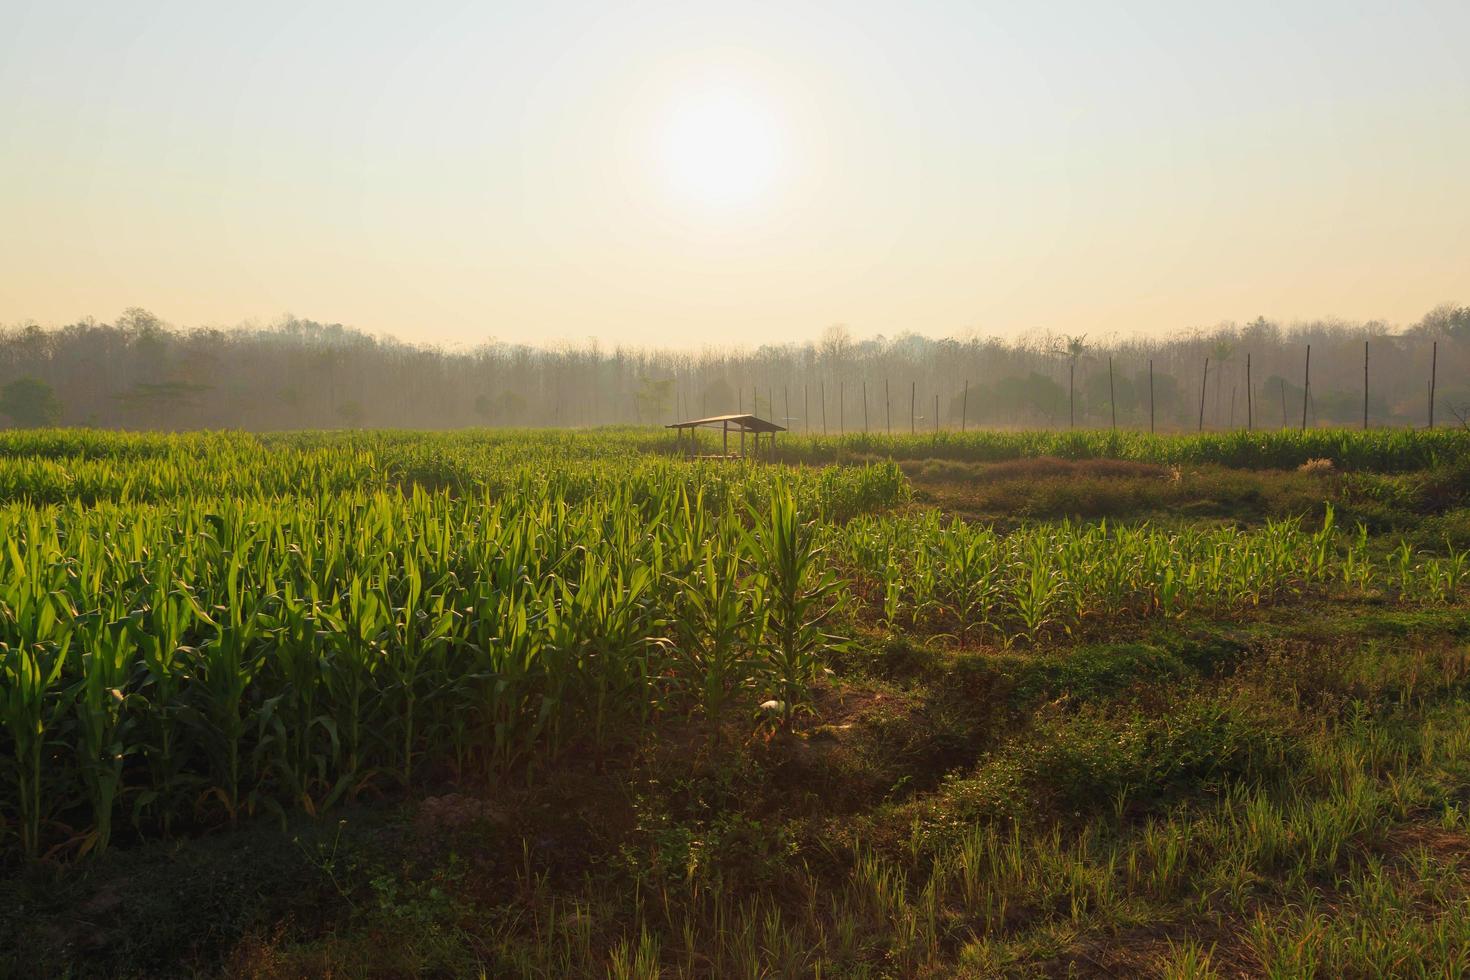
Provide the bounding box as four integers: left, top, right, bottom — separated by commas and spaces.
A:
657, 86, 784, 211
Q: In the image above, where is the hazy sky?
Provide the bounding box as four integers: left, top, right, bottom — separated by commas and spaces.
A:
3, 1, 1467, 349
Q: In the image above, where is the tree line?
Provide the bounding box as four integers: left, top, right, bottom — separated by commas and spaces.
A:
1, 306, 1467, 431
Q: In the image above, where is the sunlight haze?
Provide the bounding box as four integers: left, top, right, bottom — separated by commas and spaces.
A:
2, 0, 1467, 347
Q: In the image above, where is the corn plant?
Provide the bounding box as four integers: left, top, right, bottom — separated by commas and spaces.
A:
745, 493, 843, 726
672, 539, 756, 745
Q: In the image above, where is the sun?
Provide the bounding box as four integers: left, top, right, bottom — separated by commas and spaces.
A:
657, 85, 783, 212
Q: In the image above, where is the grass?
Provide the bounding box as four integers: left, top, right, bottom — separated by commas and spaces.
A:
1, 426, 1469, 978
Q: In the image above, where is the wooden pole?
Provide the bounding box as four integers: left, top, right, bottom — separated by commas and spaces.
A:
885, 379, 891, 435
1108, 356, 1116, 430
1069, 362, 1075, 429
933, 393, 939, 445
1149, 359, 1155, 434
821, 382, 827, 435
862, 381, 869, 433
1279, 378, 1288, 430
1246, 353, 1252, 431
1198, 358, 1209, 432
1429, 341, 1438, 429
1229, 387, 1236, 428
804, 385, 810, 433
910, 381, 916, 435
1301, 344, 1311, 431
961, 380, 968, 433
723, 420, 728, 456
784, 386, 789, 429
839, 382, 845, 435
1363, 340, 1369, 430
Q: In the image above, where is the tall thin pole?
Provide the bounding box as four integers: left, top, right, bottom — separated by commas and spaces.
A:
1198, 358, 1209, 432
1363, 340, 1369, 430
1246, 353, 1252, 431
1279, 378, 1288, 429
753, 385, 757, 418
885, 379, 891, 436
1108, 356, 1116, 430
1149, 359, 1155, 434
1429, 341, 1438, 429
1069, 362, 1075, 429
961, 380, 969, 433
839, 382, 845, 436
821, 382, 827, 435
804, 384, 810, 433
910, 381, 916, 435
934, 393, 940, 443
784, 386, 790, 429
1301, 344, 1311, 431
1229, 387, 1236, 428
862, 381, 869, 433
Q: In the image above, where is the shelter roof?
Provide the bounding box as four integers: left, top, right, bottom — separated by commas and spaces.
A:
665, 413, 787, 433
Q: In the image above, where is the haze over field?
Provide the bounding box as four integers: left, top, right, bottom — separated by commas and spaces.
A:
3, 1, 1468, 349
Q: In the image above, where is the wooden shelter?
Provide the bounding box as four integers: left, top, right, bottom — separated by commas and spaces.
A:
666, 413, 786, 460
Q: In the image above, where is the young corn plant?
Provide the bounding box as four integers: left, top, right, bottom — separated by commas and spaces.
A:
672, 539, 756, 746
0, 607, 74, 860
186, 556, 266, 826
71, 613, 138, 856
745, 492, 842, 726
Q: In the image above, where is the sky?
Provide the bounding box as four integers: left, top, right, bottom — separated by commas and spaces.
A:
2, 1, 1467, 349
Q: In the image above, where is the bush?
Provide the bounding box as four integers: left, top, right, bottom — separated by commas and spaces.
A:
1017, 694, 1300, 816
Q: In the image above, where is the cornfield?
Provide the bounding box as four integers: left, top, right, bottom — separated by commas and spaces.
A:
0, 428, 1464, 862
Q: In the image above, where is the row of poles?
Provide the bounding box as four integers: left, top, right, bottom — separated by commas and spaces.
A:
677, 341, 1443, 435
1191, 340, 1440, 432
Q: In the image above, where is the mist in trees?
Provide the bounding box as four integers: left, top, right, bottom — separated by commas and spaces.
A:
1, 306, 1466, 432
0, 377, 62, 427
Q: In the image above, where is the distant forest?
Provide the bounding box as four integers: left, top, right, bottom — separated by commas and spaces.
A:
1, 306, 1467, 432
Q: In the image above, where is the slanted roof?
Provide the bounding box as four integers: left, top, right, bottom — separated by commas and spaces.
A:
666, 413, 787, 433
